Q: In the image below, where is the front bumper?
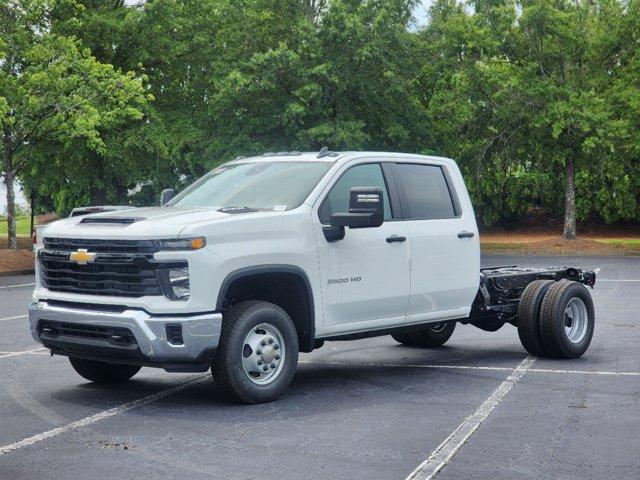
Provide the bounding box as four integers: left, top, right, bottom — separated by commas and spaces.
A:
29, 301, 223, 372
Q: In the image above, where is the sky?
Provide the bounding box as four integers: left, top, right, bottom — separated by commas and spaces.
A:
0, 182, 27, 214
414, 0, 434, 27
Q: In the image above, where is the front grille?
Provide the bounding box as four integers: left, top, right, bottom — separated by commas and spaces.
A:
44, 237, 157, 254
39, 320, 137, 345
41, 238, 185, 297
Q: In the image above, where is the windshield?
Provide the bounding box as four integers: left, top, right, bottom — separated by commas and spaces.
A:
169, 161, 332, 211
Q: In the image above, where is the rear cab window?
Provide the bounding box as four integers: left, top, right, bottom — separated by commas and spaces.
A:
392, 163, 460, 220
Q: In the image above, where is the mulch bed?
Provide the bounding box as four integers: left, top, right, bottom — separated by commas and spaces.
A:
0, 248, 35, 273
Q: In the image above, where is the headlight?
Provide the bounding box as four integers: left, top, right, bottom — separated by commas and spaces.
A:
157, 237, 206, 251
157, 267, 190, 300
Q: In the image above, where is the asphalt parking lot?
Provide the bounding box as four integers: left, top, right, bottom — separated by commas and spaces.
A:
0, 255, 638, 480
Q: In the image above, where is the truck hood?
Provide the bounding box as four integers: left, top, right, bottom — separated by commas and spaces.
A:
41, 206, 232, 239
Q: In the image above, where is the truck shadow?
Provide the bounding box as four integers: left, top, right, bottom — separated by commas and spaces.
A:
47, 350, 524, 414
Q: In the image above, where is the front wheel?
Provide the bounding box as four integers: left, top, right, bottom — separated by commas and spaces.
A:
69, 357, 141, 383
391, 321, 456, 347
213, 301, 299, 404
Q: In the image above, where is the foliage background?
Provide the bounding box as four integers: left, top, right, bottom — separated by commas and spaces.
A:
3, 0, 640, 234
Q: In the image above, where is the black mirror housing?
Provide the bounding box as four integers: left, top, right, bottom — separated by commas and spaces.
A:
330, 187, 384, 229
160, 188, 176, 206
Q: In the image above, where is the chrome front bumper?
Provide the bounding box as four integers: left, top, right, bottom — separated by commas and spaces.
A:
29, 301, 223, 371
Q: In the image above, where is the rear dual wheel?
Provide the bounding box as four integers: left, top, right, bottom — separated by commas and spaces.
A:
539, 280, 595, 359
518, 280, 594, 359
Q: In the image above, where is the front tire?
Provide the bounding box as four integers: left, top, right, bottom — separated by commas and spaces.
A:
69, 357, 141, 383
539, 280, 595, 359
391, 321, 456, 347
213, 301, 299, 404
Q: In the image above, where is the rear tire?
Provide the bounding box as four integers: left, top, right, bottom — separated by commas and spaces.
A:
517, 279, 554, 356
213, 301, 298, 404
539, 280, 595, 359
69, 357, 141, 383
391, 321, 456, 347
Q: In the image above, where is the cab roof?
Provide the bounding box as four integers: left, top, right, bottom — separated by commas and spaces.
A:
226, 150, 456, 167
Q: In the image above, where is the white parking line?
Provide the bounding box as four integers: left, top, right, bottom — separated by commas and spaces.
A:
302, 360, 640, 376
0, 375, 209, 456
0, 314, 28, 322
0, 283, 35, 289
597, 279, 640, 282
405, 356, 536, 480
0, 347, 47, 359
527, 367, 640, 376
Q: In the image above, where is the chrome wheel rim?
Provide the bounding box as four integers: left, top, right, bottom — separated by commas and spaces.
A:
429, 322, 447, 333
241, 323, 285, 385
564, 298, 588, 344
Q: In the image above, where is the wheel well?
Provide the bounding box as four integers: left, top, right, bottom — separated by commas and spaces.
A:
217, 268, 315, 352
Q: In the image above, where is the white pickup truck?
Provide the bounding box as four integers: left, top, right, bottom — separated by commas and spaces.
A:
29, 150, 596, 404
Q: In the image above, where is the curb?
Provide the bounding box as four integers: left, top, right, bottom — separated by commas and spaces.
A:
0, 269, 36, 277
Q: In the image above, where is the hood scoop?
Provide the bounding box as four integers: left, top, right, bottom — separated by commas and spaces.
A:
79, 217, 144, 225
217, 206, 258, 214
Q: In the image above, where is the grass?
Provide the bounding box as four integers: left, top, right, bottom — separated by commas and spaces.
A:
480, 241, 528, 250
0, 215, 33, 236
594, 238, 640, 248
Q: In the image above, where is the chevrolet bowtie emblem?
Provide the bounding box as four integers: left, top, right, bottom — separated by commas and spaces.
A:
69, 248, 97, 265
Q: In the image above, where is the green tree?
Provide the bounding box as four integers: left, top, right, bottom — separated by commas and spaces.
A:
0, 0, 149, 248
422, 0, 640, 238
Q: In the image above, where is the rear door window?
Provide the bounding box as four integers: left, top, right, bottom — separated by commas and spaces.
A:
393, 164, 457, 219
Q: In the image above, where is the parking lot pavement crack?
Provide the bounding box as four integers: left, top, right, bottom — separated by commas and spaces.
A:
404, 356, 536, 480
0, 375, 209, 456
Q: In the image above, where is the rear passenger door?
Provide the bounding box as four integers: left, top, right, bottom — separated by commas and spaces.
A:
391, 162, 480, 320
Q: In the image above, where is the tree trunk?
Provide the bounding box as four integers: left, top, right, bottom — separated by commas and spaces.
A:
563, 156, 577, 240
3, 125, 18, 249
4, 170, 17, 249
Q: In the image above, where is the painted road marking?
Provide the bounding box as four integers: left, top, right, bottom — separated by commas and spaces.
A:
0, 347, 47, 358
301, 360, 640, 377
405, 356, 536, 480
0, 375, 209, 456
597, 279, 640, 282
0, 314, 28, 322
0, 283, 35, 289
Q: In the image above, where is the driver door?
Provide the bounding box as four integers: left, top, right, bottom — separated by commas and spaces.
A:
313, 162, 410, 334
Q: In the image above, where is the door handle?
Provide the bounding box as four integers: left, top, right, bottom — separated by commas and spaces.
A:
386, 235, 406, 243
457, 231, 475, 238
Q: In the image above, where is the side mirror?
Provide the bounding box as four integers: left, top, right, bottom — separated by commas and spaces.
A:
160, 188, 176, 206
330, 187, 384, 229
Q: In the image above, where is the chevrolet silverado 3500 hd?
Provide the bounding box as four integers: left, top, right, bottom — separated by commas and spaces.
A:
29, 150, 596, 404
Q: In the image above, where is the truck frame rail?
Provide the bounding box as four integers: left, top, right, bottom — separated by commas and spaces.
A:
466, 266, 596, 330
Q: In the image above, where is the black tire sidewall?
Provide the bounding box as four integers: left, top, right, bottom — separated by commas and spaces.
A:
517, 279, 554, 356
216, 302, 299, 403
396, 321, 456, 347
541, 281, 595, 359
423, 321, 456, 344
69, 357, 140, 383
552, 283, 595, 358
